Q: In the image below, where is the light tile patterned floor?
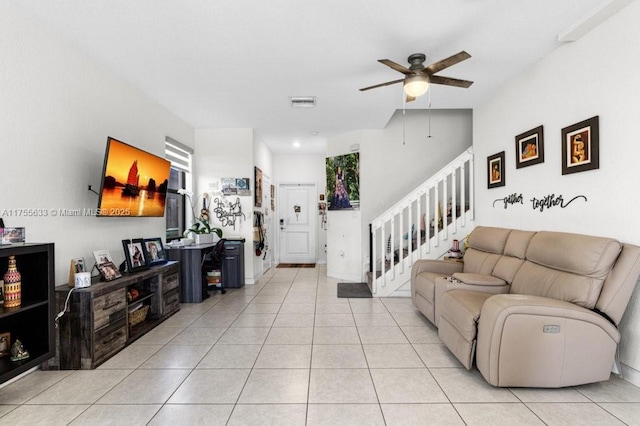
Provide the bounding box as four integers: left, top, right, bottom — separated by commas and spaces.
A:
1, 265, 639, 425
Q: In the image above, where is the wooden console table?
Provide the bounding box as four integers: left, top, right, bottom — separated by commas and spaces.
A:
48, 261, 180, 370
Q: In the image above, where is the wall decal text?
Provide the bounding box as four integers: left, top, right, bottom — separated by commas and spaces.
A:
530, 194, 587, 212
213, 197, 246, 229
493, 193, 524, 209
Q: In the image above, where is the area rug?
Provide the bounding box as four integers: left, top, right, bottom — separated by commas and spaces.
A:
337, 282, 372, 298
277, 263, 316, 268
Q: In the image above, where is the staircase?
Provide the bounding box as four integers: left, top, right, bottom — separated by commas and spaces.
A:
367, 147, 475, 297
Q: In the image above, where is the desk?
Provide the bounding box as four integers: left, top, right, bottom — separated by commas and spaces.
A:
166, 243, 214, 303
166, 239, 245, 303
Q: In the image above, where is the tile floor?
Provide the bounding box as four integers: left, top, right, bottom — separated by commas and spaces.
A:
1, 265, 640, 425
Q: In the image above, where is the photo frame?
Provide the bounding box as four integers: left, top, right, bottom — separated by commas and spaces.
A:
0, 332, 10, 358
562, 116, 599, 175
68, 257, 86, 286
254, 167, 263, 207
515, 125, 544, 168
270, 184, 275, 211
93, 249, 114, 266
93, 249, 122, 281
122, 239, 148, 272
487, 151, 506, 189
143, 238, 167, 266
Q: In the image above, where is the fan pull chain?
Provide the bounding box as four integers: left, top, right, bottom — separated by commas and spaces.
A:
427, 89, 432, 139
402, 93, 406, 145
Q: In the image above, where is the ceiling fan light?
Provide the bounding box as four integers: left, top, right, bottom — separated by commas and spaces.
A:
403, 75, 430, 97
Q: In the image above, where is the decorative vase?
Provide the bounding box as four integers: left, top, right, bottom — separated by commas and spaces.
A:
195, 233, 214, 245
3, 256, 21, 308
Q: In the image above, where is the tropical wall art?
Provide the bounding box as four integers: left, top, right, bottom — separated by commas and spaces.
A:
325, 152, 360, 210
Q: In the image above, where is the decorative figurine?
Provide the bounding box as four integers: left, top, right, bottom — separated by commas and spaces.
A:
3, 255, 21, 308
10, 339, 29, 362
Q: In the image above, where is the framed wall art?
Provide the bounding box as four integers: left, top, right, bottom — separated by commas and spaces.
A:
562, 116, 599, 175
515, 125, 544, 168
487, 151, 505, 189
325, 152, 360, 210
254, 167, 263, 207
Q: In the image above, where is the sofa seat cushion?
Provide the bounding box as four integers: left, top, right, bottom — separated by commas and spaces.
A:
438, 290, 494, 368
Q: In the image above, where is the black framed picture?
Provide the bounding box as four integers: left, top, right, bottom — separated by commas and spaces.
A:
143, 238, 167, 266
122, 239, 148, 272
487, 151, 505, 189
515, 125, 544, 169
562, 116, 599, 175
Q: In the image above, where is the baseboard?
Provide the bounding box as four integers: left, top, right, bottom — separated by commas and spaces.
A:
316, 259, 327, 265
327, 272, 362, 283
387, 289, 411, 298
621, 363, 640, 387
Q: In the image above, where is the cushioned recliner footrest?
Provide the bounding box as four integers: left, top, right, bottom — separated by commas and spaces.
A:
438, 290, 494, 368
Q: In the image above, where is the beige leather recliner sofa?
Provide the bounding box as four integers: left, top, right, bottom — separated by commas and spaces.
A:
411, 226, 640, 388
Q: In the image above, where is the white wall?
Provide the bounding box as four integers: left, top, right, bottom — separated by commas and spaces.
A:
0, 2, 194, 285
193, 128, 257, 283
273, 153, 328, 265
324, 109, 473, 282
326, 132, 364, 281
473, 2, 640, 378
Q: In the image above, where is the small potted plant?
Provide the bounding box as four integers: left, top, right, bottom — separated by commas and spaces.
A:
178, 190, 223, 245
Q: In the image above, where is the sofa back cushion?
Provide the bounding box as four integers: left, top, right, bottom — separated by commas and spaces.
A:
493, 230, 536, 284
511, 231, 621, 309
463, 227, 511, 275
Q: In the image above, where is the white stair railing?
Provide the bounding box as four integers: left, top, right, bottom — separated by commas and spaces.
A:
369, 147, 474, 297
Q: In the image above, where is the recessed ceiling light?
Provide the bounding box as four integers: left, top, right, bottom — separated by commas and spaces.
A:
311, 131, 319, 136
293, 141, 301, 148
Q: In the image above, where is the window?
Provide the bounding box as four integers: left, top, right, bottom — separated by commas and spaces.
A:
165, 137, 193, 242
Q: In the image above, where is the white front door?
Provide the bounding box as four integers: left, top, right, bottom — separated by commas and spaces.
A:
278, 183, 316, 264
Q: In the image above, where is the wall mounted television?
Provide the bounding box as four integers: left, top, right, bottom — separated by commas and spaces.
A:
97, 137, 171, 217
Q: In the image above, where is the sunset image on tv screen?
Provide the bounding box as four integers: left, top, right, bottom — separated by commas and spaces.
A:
98, 137, 171, 217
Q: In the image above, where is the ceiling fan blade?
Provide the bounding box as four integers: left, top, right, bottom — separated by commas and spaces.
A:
429, 75, 474, 88
359, 78, 404, 92
406, 95, 416, 103
378, 59, 412, 75
425, 51, 471, 75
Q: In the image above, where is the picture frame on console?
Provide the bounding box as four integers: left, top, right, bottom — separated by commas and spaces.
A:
93, 249, 121, 281
562, 116, 599, 175
122, 239, 148, 272
143, 238, 167, 266
515, 125, 544, 169
487, 151, 505, 189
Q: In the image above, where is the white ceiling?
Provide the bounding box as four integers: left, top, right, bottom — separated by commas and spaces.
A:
12, 0, 610, 154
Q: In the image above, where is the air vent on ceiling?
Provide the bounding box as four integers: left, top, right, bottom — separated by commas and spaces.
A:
290, 96, 317, 108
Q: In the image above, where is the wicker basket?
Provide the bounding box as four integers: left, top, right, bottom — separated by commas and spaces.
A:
128, 305, 149, 328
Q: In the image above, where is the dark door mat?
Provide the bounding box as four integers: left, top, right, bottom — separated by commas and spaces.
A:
277, 263, 316, 268
337, 282, 372, 298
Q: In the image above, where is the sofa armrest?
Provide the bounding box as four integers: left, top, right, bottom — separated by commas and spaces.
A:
476, 294, 620, 387
452, 273, 506, 286
411, 259, 463, 284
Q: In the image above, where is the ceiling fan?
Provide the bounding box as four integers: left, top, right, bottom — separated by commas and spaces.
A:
360, 51, 473, 102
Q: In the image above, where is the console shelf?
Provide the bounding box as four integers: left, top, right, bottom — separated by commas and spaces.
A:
48, 261, 180, 370
0, 243, 55, 385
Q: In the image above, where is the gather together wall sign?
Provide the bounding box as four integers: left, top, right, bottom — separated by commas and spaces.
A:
493, 192, 588, 212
